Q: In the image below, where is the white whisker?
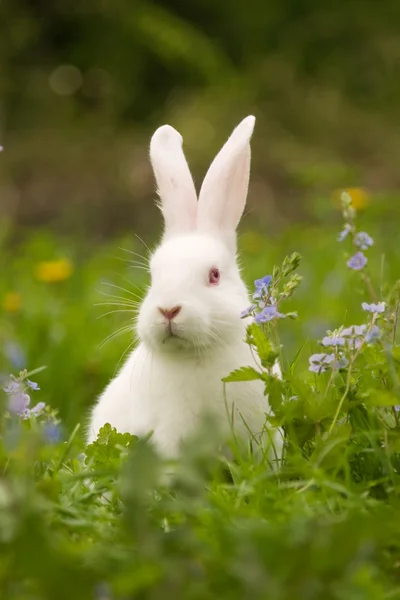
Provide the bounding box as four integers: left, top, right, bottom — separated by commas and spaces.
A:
114, 339, 137, 377
134, 233, 152, 255
118, 247, 149, 262
113, 255, 148, 269
99, 324, 134, 349
95, 290, 139, 305
97, 309, 137, 319
127, 264, 150, 273
100, 281, 143, 300
93, 301, 140, 308
119, 275, 148, 296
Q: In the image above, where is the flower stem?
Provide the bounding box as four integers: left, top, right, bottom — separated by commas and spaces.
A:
393, 301, 400, 345
361, 272, 379, 303
327, 339, 365, 435
327, 366, 353, 436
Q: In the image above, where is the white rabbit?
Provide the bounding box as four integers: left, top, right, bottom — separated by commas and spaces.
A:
88, 116, 282, 459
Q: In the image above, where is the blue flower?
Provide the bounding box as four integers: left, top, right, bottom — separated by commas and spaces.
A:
3, 380, 21, 394
365, 325, 381, 343
354, 232, 374, 250
43, 423, 62, 444
309, 353, 335, 373
30, 402, 46, 416
252, 291, 264, 301
27, 379, 40, 391
336, 356, 349, 369
361, 302, 385, 314
337, 225, 351, 242
342, 325, 366, 338
347, 252, 367, 271
240, 305, 255, 318
321, 335, 345, 347
8, 392, 30, 416
254, 275, 272, 290
255, 305, 285, 323
253, 275, 272, 300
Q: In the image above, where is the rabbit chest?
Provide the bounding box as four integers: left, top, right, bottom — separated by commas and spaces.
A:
89, 342, 268, 456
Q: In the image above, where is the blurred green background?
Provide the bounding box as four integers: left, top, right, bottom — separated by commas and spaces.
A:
1, 0, 400, 430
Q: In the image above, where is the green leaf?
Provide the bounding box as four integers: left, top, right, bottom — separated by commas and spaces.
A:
222, 366, 262, 383
282, 252, 302, 277
289, 340, 309, 375
85, 423, 136, 469
366, 390, 400, 407
246, 323, 278, 369
263, 374, 284, 415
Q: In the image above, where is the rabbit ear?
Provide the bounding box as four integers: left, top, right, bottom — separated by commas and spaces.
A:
150, 124, 198, 238
196, 116, 255, 250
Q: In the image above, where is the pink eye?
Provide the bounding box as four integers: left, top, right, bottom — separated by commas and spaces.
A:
209, 267, 220, 285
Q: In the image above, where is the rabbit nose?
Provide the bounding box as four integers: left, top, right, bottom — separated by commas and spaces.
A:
158, 306, 182, 321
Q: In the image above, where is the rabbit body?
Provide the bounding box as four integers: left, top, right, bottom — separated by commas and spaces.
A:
88, 116, 280, 457
88, 328, 267, 456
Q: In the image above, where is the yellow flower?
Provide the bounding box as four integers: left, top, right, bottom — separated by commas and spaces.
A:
35, 258, 74, 283
333, 187, 369, 210
3, 292, 22, 313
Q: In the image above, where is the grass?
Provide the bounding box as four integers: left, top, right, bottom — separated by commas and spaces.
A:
1, 192, 400, 599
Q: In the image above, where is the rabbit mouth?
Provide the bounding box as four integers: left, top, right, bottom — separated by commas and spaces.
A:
160, 329, 192, 351
162, 322, 182, 341
158, 322, 196, 350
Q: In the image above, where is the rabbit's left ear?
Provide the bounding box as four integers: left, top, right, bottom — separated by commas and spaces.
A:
196, 116, 255, 250
150, 124, 198, 239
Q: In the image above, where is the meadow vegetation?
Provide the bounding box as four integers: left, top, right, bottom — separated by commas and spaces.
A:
1, 191, 400, 599
2, 2, 400, 596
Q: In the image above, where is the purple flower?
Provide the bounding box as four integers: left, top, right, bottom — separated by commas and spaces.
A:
321, 335, 345, 347
253, 275, 272, 300
255, 305, 285, 323
362, 302, 385, 314
395, 406, 400, 412
3, 380, 21, 394
337, 225, 351, 242
309, 352, 348, 373
9, 392, 30, 416
27, 379, 40, 391
354, 232, 374, 250
241, 304, 256, 318
43, 423, 62, 444
253, 291, 264, 301
336, 356, 349, 369
365, 326, 381, 343
30, 402, 46, 416
309, 353, 335, 373
347, 252, 367, 271
0, 146, 3, 152
254, 275, 272, 290
342, 325, 367, 338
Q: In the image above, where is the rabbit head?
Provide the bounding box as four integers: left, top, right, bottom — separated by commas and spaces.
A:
137, 116, 256, 353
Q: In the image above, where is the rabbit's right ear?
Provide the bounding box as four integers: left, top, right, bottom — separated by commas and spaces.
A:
150, 125, 198, 239
196, 116, 255, 251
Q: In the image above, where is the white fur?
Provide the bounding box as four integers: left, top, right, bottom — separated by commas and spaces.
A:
150, 124, 197, 239
88, 116, 281, 459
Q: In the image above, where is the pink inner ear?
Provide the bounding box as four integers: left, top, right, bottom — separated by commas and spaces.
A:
196, 116, 254, 241
150, 124, 198, 238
